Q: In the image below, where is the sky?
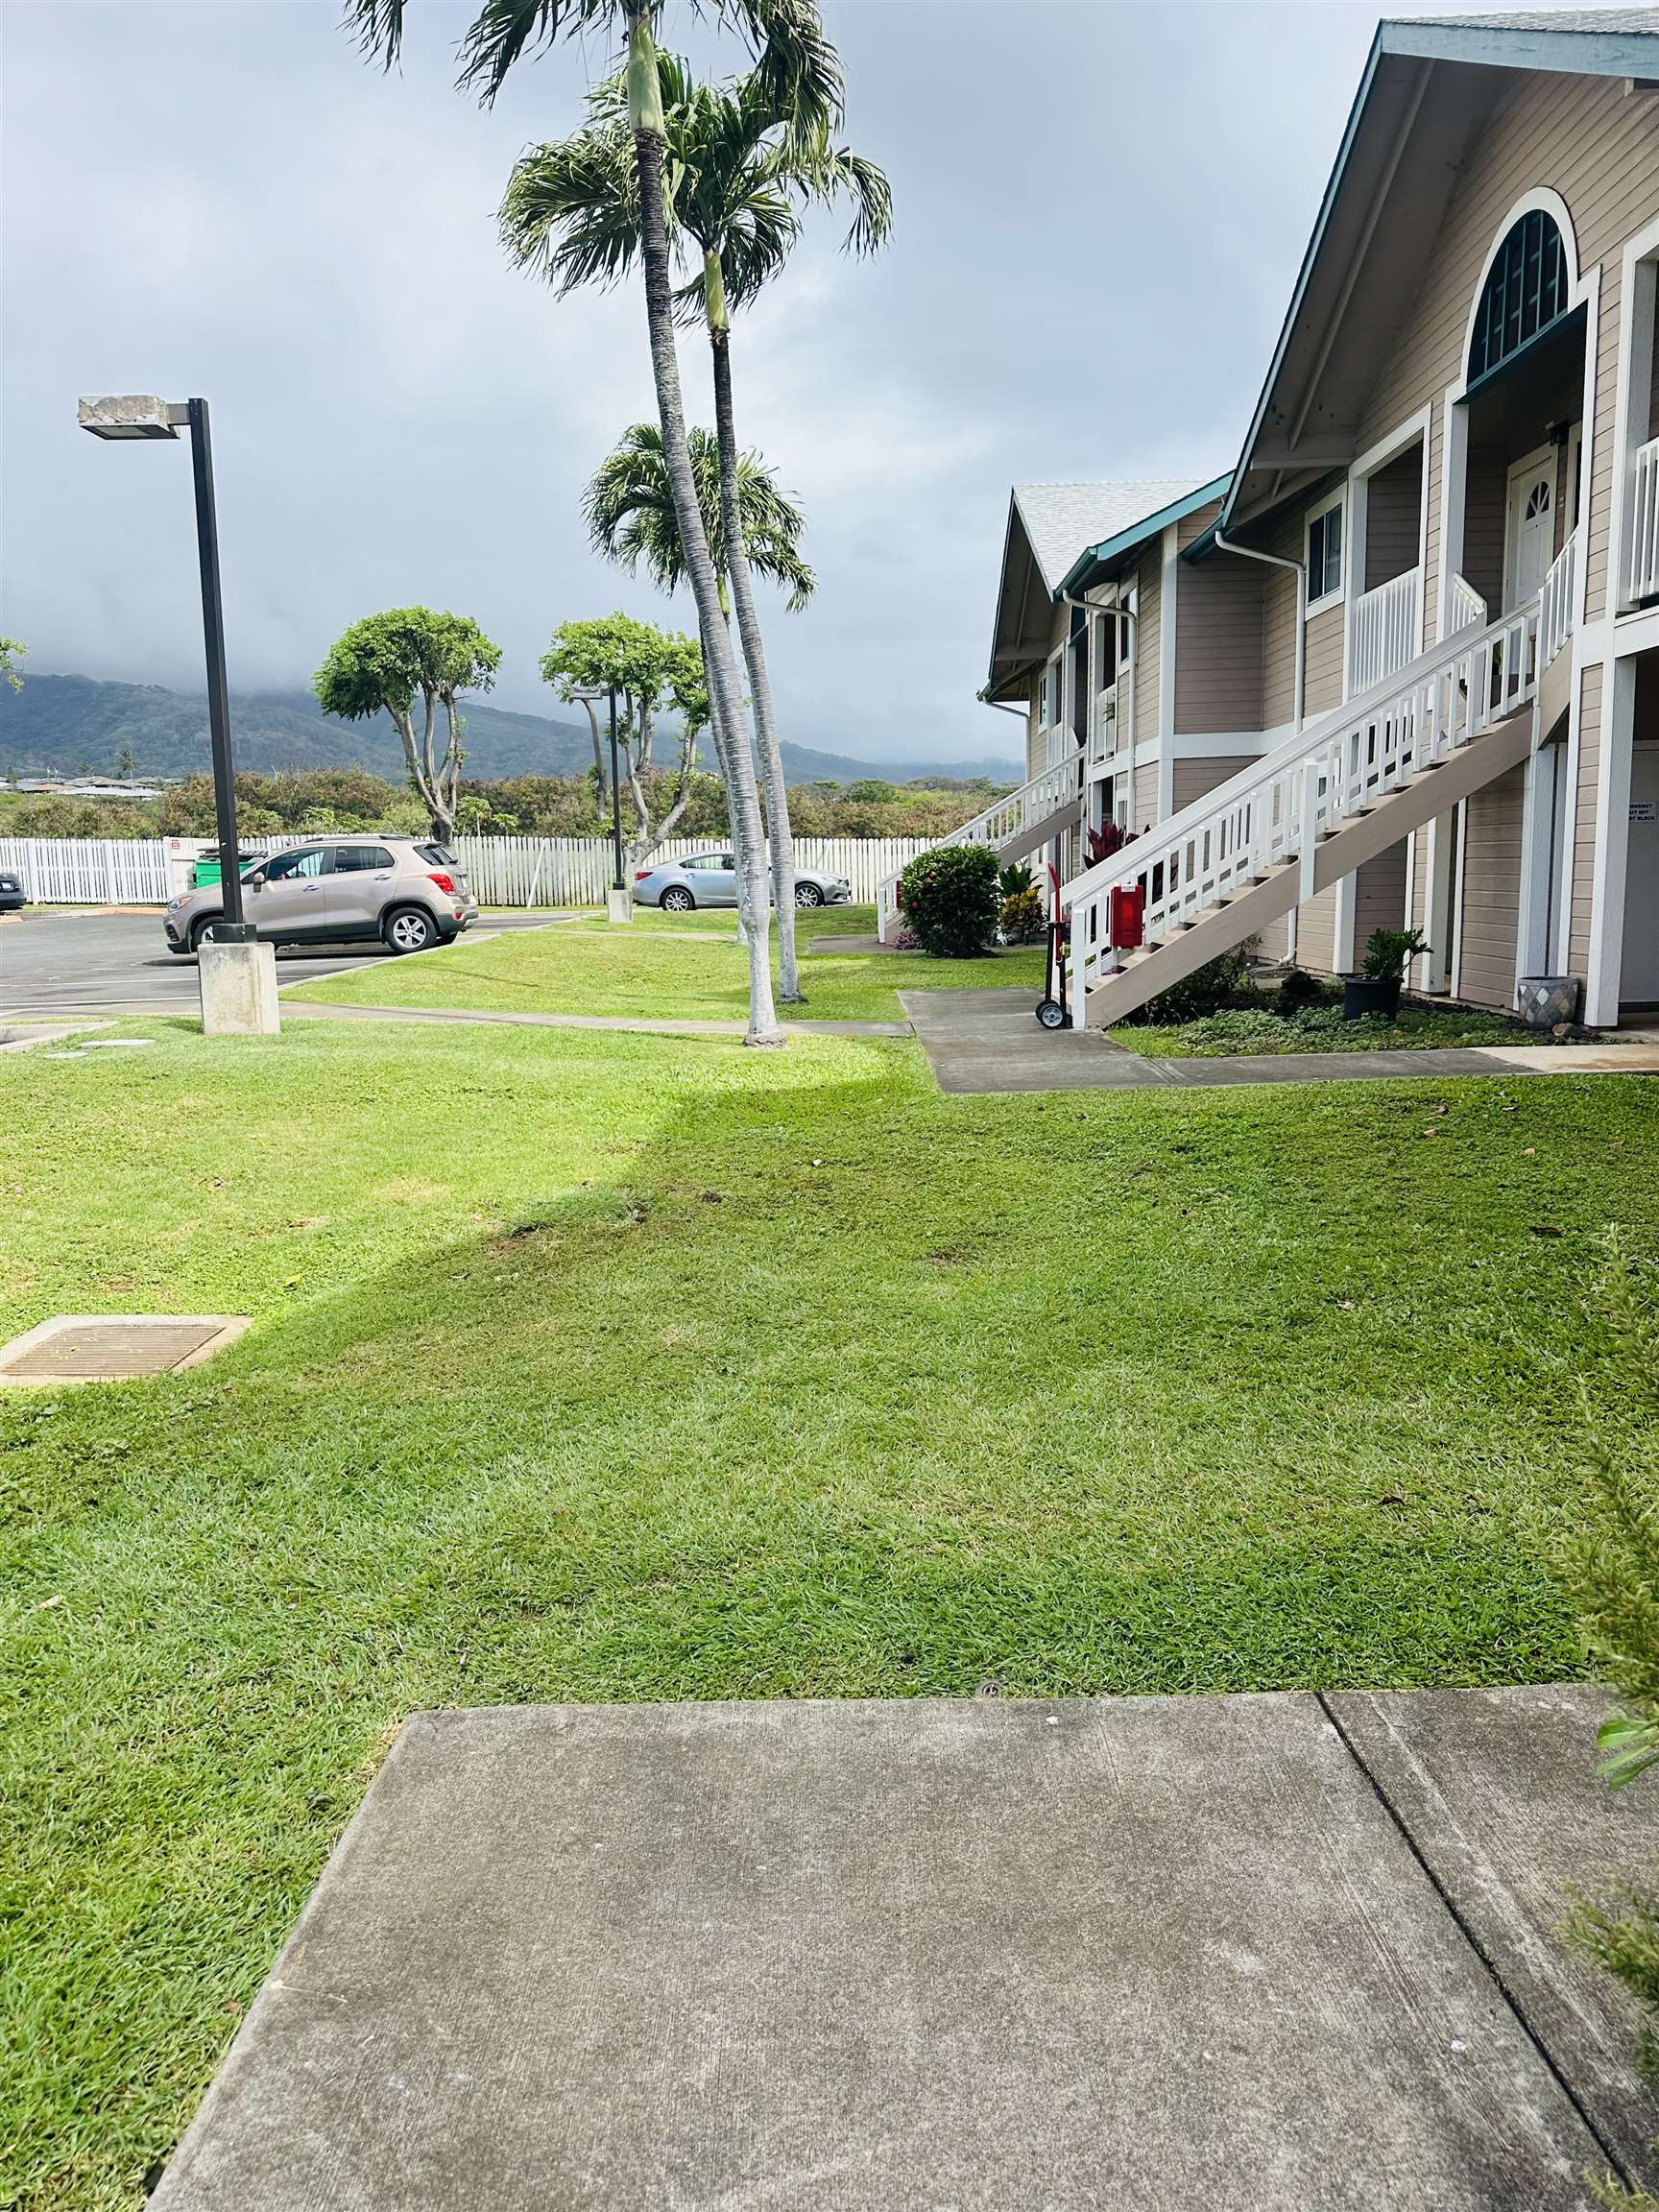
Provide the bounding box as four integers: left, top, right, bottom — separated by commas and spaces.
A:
0, 0, 1499, 768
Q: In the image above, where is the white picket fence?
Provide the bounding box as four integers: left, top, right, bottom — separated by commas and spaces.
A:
0, 833, 935, 909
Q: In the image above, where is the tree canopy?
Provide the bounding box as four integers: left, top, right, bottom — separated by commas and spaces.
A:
314, 607, 501, 841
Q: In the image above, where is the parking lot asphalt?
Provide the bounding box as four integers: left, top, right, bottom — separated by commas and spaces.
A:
0, 907, 560, 1018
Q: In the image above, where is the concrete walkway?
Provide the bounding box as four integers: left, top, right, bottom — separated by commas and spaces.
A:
282, 1000, 912, 1040
904, 987, 1659, 1095
154, 1684, 1655, 2210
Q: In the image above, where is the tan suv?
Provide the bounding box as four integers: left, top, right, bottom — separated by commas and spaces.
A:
164, 838, 478, 957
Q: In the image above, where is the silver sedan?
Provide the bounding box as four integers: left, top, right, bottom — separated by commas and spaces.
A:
632, 851, 853, 912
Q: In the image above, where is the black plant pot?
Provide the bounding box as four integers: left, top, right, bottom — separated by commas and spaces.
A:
1343, 974, 1403, 1022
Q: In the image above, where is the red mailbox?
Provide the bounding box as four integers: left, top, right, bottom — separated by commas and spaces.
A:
1109, 884, 1145, 950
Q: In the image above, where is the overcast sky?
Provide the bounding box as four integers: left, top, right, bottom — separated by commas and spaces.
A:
2, 0, 1493, 766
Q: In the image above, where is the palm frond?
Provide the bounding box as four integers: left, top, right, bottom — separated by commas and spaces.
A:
499, 128, 643, 292
341, 0, 409, 68
455, 0, 614, 105
586, 421, 813, 607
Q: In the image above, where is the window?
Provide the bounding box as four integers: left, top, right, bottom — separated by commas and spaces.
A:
259, 847, 325, 880
331, 845, 394, 874
416, 843, 456, 867
1307, 494, 1344, 612
1468, 209, 1569, 386
1041, 660, 1062, 728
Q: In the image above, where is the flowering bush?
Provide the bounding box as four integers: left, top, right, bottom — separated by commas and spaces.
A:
896, 844, 1001, 957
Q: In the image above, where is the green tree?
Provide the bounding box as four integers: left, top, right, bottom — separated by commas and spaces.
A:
0, 637, 23, 692
313, 608, 501, 843
350, 0, 842, 1048
500, 49, 885, 1008
584, 423, 813, 614
539, 613, 711, 862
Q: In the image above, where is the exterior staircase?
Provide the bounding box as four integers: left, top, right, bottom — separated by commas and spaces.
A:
875, 755, 1080, 944
1061, 557, 1574, 1028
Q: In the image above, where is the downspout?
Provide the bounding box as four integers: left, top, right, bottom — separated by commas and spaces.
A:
1213, 526, 1305, 960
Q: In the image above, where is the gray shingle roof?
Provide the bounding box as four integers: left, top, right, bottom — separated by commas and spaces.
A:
1401, 9, 1659, 31
1010, 480, 1209, 596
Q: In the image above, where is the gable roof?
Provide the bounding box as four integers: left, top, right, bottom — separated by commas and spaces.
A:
986, 478, 1216, 700
1218, 8, 1659, 532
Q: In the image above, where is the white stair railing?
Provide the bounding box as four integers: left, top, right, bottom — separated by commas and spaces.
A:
1061, 596, 1543, 1010
1448, 573, 1488, 635
1349, 565, 1421, 694
1539, 528, 1578, 669
1627, 436, 1659, 606
875, 754, 1079, 941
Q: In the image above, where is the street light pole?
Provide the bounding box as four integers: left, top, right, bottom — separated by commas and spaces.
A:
78, 392, 274, 1032
608, 686, 624, 891
184, 397, 250, 938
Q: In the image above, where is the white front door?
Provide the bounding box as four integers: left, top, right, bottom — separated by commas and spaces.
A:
1623, 743, 1659, 1008
1504, 448, 1555, 612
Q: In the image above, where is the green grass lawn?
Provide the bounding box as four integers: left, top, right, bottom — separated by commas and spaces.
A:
289, 902, 1048, 1023
3, 1013, 1652, 2207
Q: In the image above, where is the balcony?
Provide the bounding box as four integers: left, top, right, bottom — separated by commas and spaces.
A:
1088, 688, 1119, 770
1627, 435, 1659, 607
1348, 565, 1422, 696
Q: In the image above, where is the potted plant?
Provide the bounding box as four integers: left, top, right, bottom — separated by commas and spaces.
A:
1344, 926, 1431, 1021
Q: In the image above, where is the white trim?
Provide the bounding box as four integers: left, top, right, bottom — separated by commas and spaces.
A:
1170, 726, 1296, 759
1305, 485, 1347, 617
1422, 807, 1455, 992
1333, 872, 1358, 974
1556, 259, 1602, 969
1449, 799, 1469, 1000
1586, 654, 1638, 1025
1352, 402, 1434, 488
1346, 402, 1433, 699
1608, 215, 1659, 617
1458, 187, 1582, 375
1157, 523, 1178, 820
1515, 738, 1556, 986
1436, 379, 1468, 644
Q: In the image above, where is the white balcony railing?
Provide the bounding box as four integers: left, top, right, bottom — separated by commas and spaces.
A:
1628, 436, 1659, 606
1348, 565, 1421, 695
1061, 595, 1544, 1008
1539, 528, 1578, 669
1088, 690, 1118, 768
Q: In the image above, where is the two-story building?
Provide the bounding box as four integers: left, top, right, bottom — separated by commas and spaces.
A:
890, 10, 1659, 1032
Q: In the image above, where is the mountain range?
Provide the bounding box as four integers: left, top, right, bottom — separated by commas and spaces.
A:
0, 674, 1021, 789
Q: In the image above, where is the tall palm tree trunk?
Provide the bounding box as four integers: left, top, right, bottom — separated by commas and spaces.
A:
709, 316, 803, 1002
627, 7, 781, 1046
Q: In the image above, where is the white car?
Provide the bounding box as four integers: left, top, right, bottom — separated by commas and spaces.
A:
632, 852, 853, 912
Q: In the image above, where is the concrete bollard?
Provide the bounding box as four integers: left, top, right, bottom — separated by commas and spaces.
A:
605, 885, 634, 926
198, 939, 280, 1036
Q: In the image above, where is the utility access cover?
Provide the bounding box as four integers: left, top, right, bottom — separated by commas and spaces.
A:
0, 1314, 249, 1383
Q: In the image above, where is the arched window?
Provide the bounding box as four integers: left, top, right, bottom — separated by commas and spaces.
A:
1468, 208, 1570, 384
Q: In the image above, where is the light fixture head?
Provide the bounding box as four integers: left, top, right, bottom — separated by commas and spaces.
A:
78, 395, 181, 440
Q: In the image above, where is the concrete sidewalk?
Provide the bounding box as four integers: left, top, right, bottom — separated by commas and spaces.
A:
904, 987, 1659, 1094
154, 1685, 1656, 2210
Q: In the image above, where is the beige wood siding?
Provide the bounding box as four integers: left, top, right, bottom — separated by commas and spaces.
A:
1305, 604, 1345, 718
1133, 763, 1159, 829
1024, 688, 1042, 781
1570, 661, 1602, 977
1364, 448, 1423, 591
1461, 448, 1508, 616
1133, 545, 1162, 752
1349, 70, 1659, 634
1174, 515, 1266, 735
1172, 757, 1243, 813
1261, 506, 1303, 730
1354, 843, 1409, 947
1457, 762, 1526, 1008
1295, 887, 1339, 974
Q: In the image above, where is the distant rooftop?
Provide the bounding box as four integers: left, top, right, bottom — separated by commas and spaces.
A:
1010, 480, 1209, 596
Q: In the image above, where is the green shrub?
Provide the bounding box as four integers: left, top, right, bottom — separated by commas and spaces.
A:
1142, 950, 1255, 1024
898, 844, 1000, 957
998, 860, 1035, 900
1361, 926, 1431, 981
998, 886, 1046, 945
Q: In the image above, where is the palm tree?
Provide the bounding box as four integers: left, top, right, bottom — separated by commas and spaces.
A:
587, 423, 814, 617
500, 57, 887, 1002
347, 0, 843, 1048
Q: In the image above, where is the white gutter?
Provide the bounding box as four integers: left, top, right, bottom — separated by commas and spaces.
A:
1213, 527, 1306, 732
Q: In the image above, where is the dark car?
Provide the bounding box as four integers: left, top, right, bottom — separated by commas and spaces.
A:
0, 870, 25, 913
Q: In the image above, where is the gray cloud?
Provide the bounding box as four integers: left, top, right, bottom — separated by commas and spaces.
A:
2, 0, 1483, 764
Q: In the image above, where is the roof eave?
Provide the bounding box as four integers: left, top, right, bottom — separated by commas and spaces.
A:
1055, 473, 1233, 599
1380, 15, 1659, 81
